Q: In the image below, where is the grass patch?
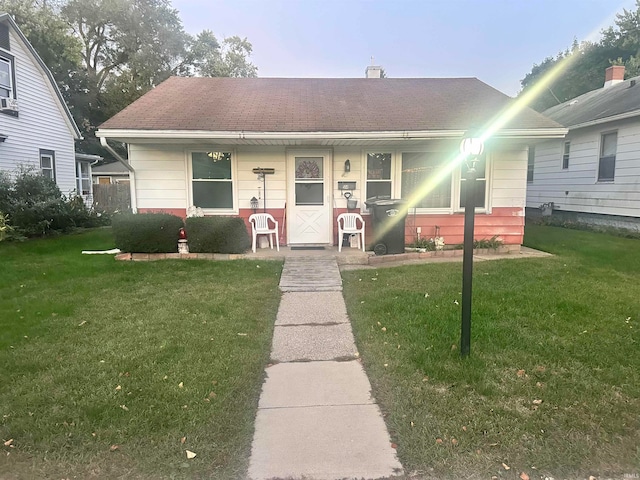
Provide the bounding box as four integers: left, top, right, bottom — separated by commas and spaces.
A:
343, 225, 640, 479
0, 228, 282, 479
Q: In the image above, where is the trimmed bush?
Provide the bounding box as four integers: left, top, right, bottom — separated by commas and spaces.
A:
112, 213, 184, 253
186, 216, 251, 254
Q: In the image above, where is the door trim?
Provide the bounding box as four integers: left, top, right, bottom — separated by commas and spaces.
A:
286, 149, 333, 245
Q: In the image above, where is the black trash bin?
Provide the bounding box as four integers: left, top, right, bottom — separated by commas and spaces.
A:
365, 196, 408, 255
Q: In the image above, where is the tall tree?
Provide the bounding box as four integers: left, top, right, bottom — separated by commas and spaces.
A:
184, 31, 257, 78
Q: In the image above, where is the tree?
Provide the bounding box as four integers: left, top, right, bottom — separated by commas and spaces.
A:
184, 31, 257, 78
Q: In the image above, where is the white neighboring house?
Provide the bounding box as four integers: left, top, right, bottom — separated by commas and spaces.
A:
526, 66, 640, 230
0, 13, 85, 200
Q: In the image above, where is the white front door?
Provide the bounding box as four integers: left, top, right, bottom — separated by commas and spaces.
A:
287, 150, 332, 244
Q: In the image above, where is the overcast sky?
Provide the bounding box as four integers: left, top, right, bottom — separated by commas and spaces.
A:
172, 0, 635, 96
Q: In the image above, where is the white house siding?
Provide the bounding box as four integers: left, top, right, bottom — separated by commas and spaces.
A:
491, 147, 528, 209
128, 144, 188, 210
526, 118, 640, 217
0, 29, 76, 194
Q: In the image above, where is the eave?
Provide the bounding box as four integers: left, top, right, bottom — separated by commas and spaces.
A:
96, 128, 567, 146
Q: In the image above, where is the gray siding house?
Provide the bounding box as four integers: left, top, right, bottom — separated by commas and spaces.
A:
526, 66, 640, 230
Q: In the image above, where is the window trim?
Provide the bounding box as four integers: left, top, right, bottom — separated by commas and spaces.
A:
361, 147, 488, 215
562, 141, 570, 170
527, 146, 535, 183
39, 149, 56, 181
76, 160, 92, 197
0, 52, 15, 99
186, 149, 237, 213
0, 52, 17, 118
597, 131, 617, 182
364, 151, 394, 203
454, 153, 491, 214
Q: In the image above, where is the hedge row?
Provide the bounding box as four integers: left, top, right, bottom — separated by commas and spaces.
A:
111, 213, 251, 254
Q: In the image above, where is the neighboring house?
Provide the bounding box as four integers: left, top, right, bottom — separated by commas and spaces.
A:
526, 66, 640, 230
96, 67, 565, 249
92, 161, 130, 185
0, 13, 84, 200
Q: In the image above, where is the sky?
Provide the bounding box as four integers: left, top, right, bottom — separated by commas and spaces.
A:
171, 0, 636, 97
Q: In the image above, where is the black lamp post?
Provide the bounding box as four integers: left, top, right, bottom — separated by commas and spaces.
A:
460, 136, 484, 357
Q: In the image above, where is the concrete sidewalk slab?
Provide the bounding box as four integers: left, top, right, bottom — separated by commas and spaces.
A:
248, 404, 403, 480
276, 292, 348, 325
271, 324, 357, 362
259, 361, 374, 408
280, 257, 343, 292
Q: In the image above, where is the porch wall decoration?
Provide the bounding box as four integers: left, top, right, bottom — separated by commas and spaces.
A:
295, 159, 321, 179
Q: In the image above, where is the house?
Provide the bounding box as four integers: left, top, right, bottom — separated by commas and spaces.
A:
0, 13, 85, 201
92, 161, 130, 185
526, 66, 640, 230
96, 67, 565, 249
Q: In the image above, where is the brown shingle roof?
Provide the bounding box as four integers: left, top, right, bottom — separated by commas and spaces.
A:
100, 77, 560, 132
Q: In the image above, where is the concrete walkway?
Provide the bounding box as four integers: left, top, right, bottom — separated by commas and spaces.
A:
248, 257, 404, 480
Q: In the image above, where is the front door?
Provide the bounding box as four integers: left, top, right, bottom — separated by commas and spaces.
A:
287, 150, 332, 244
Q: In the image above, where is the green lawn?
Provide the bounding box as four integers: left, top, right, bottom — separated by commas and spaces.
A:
0, 229, 282, 479
343, 225, 640, 479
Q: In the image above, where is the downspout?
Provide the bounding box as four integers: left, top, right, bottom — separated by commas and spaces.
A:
99, 137, 138, 213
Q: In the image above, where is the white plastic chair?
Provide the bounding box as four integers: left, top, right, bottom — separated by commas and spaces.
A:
249, 213, 279, 253
337, 213, 365, 252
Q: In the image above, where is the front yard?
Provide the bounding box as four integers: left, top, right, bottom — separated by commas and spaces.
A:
343, 225, 639, 479
0, 229, 282, 479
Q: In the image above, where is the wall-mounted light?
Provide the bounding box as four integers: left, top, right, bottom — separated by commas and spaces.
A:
344, 159, 351, 173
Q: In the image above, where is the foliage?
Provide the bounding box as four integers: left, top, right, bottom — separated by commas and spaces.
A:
185, 216, 251, 254
408, 237, 436, 250
342, 226, 640, 478
184, 31, 258, 78
519, 1, 640, 111
0, 169, 105, 238
0, 212, 14, 241
473, 235, 503, 249
0, 228, 282, 479
111, 212, 183, 252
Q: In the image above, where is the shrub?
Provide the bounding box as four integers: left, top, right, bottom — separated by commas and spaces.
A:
186, 216, 251, 254
0, 212, 14, 241
112, 213, 184, 253
0, 168, 108, 238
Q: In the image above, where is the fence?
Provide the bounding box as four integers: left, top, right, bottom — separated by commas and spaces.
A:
92, 183, 131, 213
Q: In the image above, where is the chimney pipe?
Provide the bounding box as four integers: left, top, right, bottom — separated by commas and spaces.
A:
604, 65, 625, 88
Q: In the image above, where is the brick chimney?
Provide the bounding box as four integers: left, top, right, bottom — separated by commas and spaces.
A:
604, 65, 625, 88
365, 65, 382, 78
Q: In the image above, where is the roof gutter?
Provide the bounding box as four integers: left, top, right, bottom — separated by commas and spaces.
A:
96, 128, 567, 141
563, 109, 640, 131
99, 137, 137, 212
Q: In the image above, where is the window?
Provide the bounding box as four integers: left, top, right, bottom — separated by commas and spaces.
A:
366, 153, 392, 199
40, 149, 55, 181
295, 157, 323, 205
191, 151, 233, 209
76, 161, 91, 196
527, 146, 535, 183
0, 54, 14, 100
459, 154, 487, 208
562, 141, 570, 170
401, 152, 451, 208
598, 132, 617, 181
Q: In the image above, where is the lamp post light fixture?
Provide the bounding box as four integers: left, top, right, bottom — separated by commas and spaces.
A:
459, 135, 484, 357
